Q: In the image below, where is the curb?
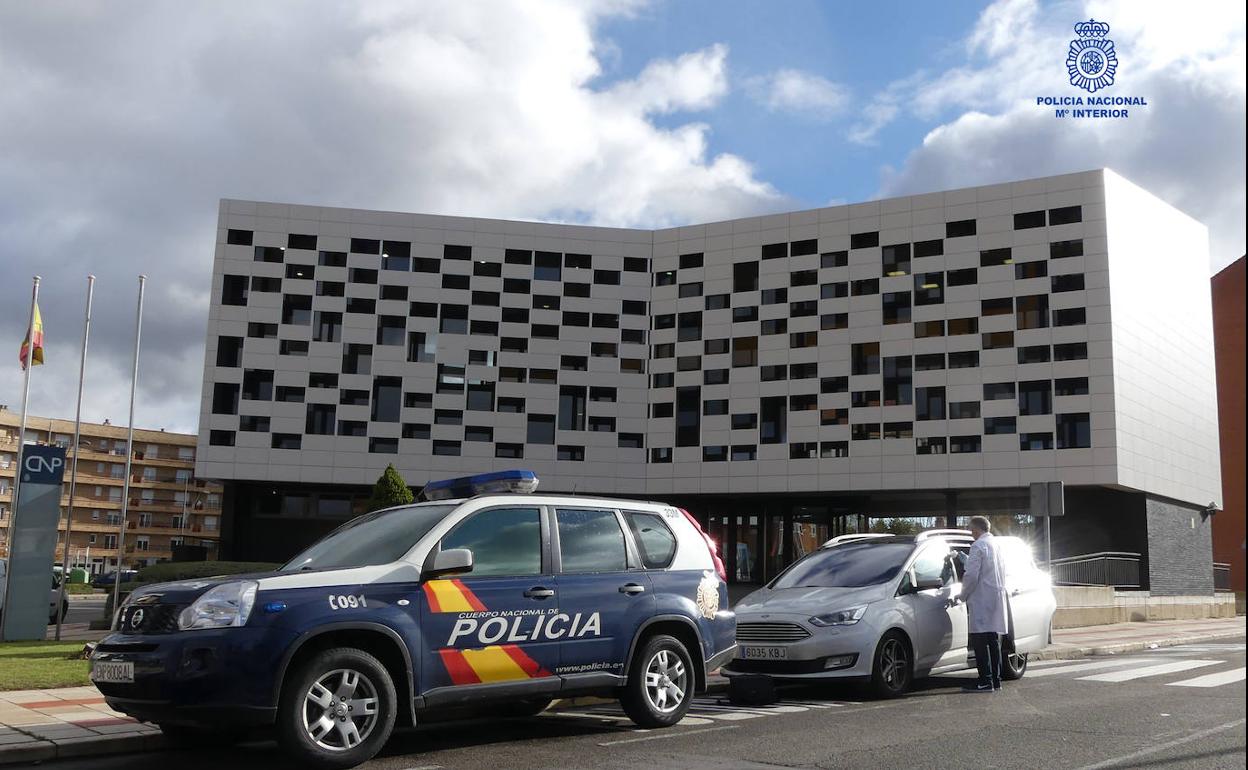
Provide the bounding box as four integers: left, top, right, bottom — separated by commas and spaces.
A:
0, 731, 166, 766
1031, 626, 1245, 661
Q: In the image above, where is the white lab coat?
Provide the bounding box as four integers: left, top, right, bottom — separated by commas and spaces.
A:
959, 533, 1008, 634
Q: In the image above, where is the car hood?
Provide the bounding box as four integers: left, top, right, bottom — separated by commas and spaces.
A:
734, 583, 893, 616
127, 572, 283, 605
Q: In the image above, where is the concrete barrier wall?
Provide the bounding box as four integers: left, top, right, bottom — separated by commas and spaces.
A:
1052, 586, 1238, 628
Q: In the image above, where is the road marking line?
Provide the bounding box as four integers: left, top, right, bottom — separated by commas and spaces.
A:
1074, 718, 1247, 770
1078, 659, 1219, 683
676, 716, 716, 726
1167, 667, 1246, 688
1025, 657, 1165, 678
689, 703, 807, 715
550, 710, 634, 722
684, 710, 766, 721
597, 725, 736, 746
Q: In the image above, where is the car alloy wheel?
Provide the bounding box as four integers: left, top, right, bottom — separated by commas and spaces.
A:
1002, 651, 1028, 680
879, 638, 907, 689
643, 648, 688, 714
301, 668, 380, 752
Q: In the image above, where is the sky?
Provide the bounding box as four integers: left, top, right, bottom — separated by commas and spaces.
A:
0, 0, 1243, 435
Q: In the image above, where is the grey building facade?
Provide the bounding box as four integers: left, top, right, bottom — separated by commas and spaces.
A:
197, 169, 1221, 593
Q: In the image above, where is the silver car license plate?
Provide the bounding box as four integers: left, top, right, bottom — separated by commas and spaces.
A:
91, 660, 134, 683
739, 645, 788, 660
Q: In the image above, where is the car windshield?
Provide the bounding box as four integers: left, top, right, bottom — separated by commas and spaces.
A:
279, 503, 457, 572
771, 542, 915, 588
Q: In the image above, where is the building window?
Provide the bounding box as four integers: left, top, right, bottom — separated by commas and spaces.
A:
372, 377, 402, 422
221, 275, 248, 306
882, 292, 911, 324
227, 229, 253, 246
209, 430, 235, 447
1018, 380, 1052, 416
947, 268, 977, 286
212, 383, 239, 415
368, 437, 398, 454
433, 409, 462, 426
733, 306, 758, 322
916, 437, 946, 455
852, 390, 881, 408
440, 305, 469, 334
1053, 307, 1087, 326
654, 270, 676, 287
790, 270, 818, 287
913, 239, 944, 258
733, 412, 758, 429
762, 243, 787, 260
982, 331, 1014, 350
882, 243, 911, 276
732, 337, 758, 367
1014, 211, 1046, 229
272, 434, 302, 450
820, 408, 848, 426
464, 426, 494, 442
678, 282, 702, 298
821, 441, 849, 458
407, 332, 435, 363
948, 351, 979, 369
705, 294, 729, 310
1017, 295, 1049, 330
216, 336, 243, 367
760, 396, 786, 445
761, 365, 787, 382
850, 231, 879, 249
1018, 345, 1051, 364
821, 282, 848, 299
852, 423, 881, 441
527, 414, 556, 445
280, 340, 308, 356
949, 435, 981, 453
984, 382, 1016, 401
821, 250, 848, 268
949, 401, 980, 419
1050, 239, 1084, 259
432, 440, 460, 456
558, 387, 587, 432
733, 262, 759, 292
789, 442, 818, 459
342, 344, 372, 375
650, 447, 672, 463
916, 387, 946, 421
915, 320, 945, 339
883, 422, 913, 439
402, 423, 430, 439
1016, 261, 1048, 280
821, 312, 848, 330
946, 219, 976, 238
883, 356, 913, 406
761, 318, 787, 335
730, 445, 757, 461
496, 443, 524, 459
703, 368, 728, 385
914, 273, 943, 305
981, 248, 1013, 267
1052, 274, 1085, 292
982, 297, 1013, 316
1056, 413, 1091, 448
251, 276, 281, 293
703, 445, 728, 462
1055, 377, 1089, 396
1020, 433, 1053, 451
1049, 205, 1082, 225
851, 279, 879, 296
276, 386, 304, 402
852, 342, 880, 375
821, 376, 849, 394
1053, 342, 1088, 361
984, 417, 1016, 435
306, 404, 336, 435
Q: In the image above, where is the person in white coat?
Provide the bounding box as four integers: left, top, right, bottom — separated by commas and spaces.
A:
958, 516, 1008, 693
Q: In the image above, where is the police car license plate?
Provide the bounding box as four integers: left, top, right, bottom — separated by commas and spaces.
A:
740, 645, 787, 660
91, 661, 134, 684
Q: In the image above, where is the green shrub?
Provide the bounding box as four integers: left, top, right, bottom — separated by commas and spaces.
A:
136, 561, 280, 584
64, 583, 97, 595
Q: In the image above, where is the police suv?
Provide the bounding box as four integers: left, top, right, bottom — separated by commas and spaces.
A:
90, 471, 736, 768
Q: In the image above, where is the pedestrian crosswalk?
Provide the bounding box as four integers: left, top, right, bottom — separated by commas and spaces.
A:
940, 653, 1244, 689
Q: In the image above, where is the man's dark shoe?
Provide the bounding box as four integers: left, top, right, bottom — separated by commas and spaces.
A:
961, 682, 994, 693
993, 682, 1003, 691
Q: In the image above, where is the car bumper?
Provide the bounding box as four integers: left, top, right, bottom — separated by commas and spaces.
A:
722, 616, 878, 681
91, 627, 295, 727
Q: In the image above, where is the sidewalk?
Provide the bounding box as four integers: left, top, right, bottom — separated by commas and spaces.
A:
0, 615, 1241, 765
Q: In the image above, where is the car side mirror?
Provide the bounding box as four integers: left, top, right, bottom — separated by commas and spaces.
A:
425, 548, 473, 579
913, 577, 944, 592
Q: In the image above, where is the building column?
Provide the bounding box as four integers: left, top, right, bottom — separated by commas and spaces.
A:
945, 491, 958, 528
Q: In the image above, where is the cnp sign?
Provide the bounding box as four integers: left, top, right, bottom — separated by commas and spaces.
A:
19, 444, 67, 485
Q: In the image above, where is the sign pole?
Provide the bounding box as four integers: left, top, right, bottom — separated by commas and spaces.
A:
112, 276, 145, 616
55, 275, 94, 641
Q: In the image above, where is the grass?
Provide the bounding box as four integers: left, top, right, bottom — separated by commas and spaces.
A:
0, 641, 92, 691
63, 583, 98, 595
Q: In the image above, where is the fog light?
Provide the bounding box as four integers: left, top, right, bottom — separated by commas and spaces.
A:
824, 654, 857, 670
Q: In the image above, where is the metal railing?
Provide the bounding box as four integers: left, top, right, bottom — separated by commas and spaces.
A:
1049, 551, 1142, 588
1214, 562, 1231, 592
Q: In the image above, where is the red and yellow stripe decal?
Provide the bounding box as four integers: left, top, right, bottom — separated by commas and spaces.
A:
438, 644, 552, 684
422, 579, 486, 613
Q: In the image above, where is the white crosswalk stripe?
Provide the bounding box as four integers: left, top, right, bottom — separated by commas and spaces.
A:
547, 696, 859, 726
1078, 659, 1220, 682
1024, 657, 1166, 677
1167, 667, 1246, 688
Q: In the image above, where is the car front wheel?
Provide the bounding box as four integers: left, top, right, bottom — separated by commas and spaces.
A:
1002, 649, 1028, 680
621, 634, 695, 728
869, 631, 913, 698
276, 647, 397, 769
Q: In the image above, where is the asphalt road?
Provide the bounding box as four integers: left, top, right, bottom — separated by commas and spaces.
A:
52, 638, 1246, 770
62, 594, 106, 626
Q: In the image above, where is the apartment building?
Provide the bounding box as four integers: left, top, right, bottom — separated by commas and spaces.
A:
197, 169, 1221, 592
0, 408, 222, 573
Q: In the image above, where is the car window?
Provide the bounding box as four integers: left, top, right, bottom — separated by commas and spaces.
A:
281, 503, 456, 572
771, 542, 914, 589
624, 511, 677, 569
442, 507, 542, 577
911, 546, 950, 587
557, 508, 627, 573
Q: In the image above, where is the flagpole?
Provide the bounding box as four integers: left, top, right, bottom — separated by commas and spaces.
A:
112, 276, 145, 617
55, 275, 94, 641
0, 278, 41, 634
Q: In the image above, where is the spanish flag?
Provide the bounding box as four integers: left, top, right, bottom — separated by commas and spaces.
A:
19, 303, 44, 370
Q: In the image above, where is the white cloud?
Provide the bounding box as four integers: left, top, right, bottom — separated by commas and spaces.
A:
0, 1, 783, 432
863, 0, 1245, 271
744, 68, 850, 120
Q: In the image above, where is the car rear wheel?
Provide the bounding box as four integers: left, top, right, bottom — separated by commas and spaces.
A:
1002, 650, 1028, 680
869, 631, 913, 698
276, 647, 397, 769
621, 634, 694, 728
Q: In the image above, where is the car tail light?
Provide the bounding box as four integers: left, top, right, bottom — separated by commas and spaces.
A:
678, 507, 726, 583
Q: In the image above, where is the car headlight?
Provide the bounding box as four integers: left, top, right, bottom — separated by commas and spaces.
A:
178, 581, 258, 630
809, 605, 867, 627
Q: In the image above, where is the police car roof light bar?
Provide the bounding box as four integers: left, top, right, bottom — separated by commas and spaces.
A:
421, 469, 539, 501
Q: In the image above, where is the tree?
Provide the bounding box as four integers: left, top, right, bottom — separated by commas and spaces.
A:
870, 517, 923, 536
365, 464, 414, 512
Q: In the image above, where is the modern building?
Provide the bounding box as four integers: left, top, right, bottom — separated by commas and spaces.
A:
0, 408, 222, 573
198, 169, 1222, 593
1211, 256, 1245, 596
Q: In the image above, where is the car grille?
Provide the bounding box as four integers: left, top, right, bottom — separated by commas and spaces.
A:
118, 601, 182, 635
736, 622, 811, 643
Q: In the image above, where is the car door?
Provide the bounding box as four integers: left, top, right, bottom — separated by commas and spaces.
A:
553, 507, 655, 687
997, 537, 1054, 653
418, 505, 561, 706
898, 544, 961, 671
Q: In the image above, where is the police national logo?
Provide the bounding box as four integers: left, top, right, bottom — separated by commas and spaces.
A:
1067, 19, 1117, 93
696, 571, 720, 619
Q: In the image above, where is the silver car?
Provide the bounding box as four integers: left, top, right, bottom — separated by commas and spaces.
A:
723, 530, 1056, 697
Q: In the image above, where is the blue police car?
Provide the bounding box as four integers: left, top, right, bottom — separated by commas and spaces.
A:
90, 471, 736, 768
